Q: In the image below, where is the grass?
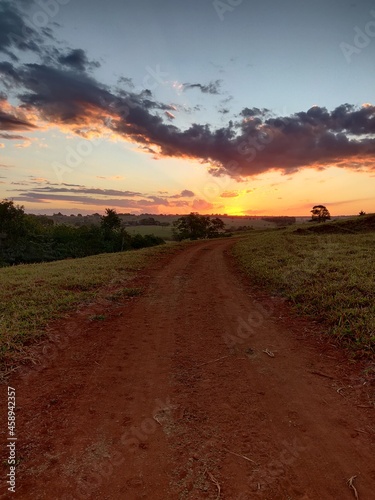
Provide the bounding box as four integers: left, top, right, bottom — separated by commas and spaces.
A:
126, 225, 174, 240
0, 242, 183, 365
233, 227, 375, 356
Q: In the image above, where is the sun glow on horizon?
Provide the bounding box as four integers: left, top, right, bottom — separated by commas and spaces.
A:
225, 206, 246, 216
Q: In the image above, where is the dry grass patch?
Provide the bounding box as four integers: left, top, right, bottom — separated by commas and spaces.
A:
234, 229, 375, 356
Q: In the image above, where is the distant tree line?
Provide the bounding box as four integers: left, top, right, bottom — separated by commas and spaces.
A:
126, 217, 170, 227
261, 216, 296, 226
0, 202, 165, 266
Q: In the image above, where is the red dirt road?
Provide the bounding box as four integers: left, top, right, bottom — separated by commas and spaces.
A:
2, 239, 375, 499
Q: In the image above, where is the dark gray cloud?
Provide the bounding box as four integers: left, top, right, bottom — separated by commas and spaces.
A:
0, 106, 37, 131
0, 62, 22, 87
13, 192, 186, 209
58, 49, 100, 72
169, 190, 195, 199
240, 107, 270, 118
0, 132, 29, 140
23, 187, 142, 197
1, 62, 112, 126
183, 80, 222, 95
117, 76, 134, 89
0, 1, 51, 60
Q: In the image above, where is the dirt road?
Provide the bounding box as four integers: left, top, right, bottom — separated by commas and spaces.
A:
2, 239, 375, 499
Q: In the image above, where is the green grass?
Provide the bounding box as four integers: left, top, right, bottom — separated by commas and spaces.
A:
0, 243, 182, 365
233, 228, 375, 356
126, 225, 174, 240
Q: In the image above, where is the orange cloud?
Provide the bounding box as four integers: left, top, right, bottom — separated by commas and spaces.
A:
220, 190, 239, 198
192, 199, 215, 211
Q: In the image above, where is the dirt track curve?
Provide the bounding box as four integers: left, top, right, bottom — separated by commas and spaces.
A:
2, 238, 375, 499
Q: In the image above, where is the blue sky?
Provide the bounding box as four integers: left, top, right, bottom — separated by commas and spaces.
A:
0, 0, 374, 215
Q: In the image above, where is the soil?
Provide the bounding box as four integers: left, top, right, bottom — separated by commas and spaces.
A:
1, 238, 375, 499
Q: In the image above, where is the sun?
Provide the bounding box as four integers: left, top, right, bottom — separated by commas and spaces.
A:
226, 206, 245, 216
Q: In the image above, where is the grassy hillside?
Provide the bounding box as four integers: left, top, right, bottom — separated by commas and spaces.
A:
0, 243, 183, 367
295, 213, 375, 234
234, 222, 375, 356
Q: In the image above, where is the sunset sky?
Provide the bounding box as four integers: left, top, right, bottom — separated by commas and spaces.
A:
0, 0, 374, 216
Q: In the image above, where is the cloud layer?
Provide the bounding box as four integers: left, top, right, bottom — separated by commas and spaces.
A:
8, 179, 199, 212
1, 1, 375, 181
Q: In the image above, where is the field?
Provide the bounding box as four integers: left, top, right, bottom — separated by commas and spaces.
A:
125, 225, 174, 240
233, 222, 375, 355
48, 213, 284, 241
125, 217, 279, 240
0, 242, 182, 366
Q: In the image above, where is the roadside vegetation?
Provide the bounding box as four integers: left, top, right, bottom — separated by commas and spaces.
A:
233, 214, 375, 356
0, 242, 183, 367
0, 201, 165, 266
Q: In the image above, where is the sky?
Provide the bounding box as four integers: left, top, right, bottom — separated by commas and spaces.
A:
0, 0, 374, 216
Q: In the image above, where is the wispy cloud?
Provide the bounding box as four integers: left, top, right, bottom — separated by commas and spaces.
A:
0, 133, 29, 140
169, 189, 195, 199
15, 186, 143, 197
220, 191, 239, 198
9, 183, 199, 212
183, 80, 222, 95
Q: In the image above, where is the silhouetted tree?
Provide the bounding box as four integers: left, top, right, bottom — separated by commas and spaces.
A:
0, 199, 26, 239
310, 205, 330, 223
173, 212, 225, 240
100, 208, 122, 232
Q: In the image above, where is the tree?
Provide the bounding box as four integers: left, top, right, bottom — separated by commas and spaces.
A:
310, 205, 330, 223
0, 199, 26, 238
207, 217, 225, 237
100, 208, 122, 233
359, 210, 366, 216
173, 212, 225, 240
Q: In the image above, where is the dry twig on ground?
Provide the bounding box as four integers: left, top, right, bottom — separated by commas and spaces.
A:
206, 470, 221, 500
347, 475, 359, 500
